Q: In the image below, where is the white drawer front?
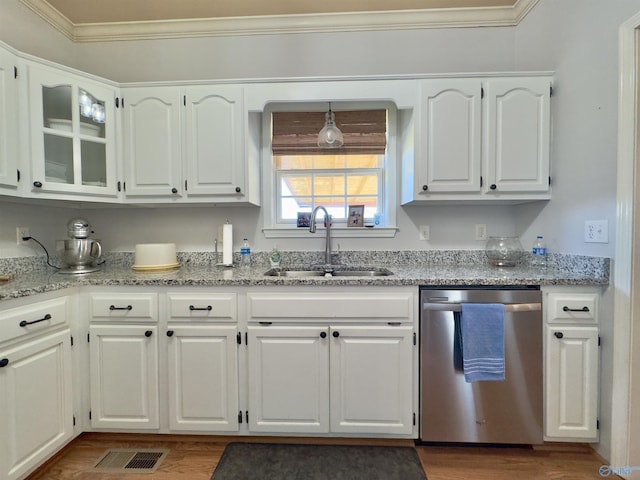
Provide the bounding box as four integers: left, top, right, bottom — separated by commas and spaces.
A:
0, 297, 68, 344
168, 293, 237, 321
247, 291, 414, 322
90, 293, 157, 320
546, 293, 597, 324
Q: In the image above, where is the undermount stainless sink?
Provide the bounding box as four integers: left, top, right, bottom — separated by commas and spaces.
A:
264, 267, 393, 277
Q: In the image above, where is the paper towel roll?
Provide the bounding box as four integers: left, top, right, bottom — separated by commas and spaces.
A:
222, 223, 233, 266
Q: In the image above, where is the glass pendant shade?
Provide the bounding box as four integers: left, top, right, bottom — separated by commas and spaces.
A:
317, 108, 344, 148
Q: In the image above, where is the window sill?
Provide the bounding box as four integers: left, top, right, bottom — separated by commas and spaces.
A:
262, 227, 398, 239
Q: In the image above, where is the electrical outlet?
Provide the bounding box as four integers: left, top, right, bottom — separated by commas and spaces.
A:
585, 220, 608, 243
419, 225, 430, 241
475, 224, 487, 241
16, 226, 30, 244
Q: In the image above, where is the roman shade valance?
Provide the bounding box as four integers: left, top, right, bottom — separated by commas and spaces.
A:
271, 110, 387, 155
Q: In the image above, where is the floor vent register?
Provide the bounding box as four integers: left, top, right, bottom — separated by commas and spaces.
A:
90, 448, 169, 474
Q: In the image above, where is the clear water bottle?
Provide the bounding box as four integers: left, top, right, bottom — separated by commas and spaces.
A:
531, 235, 547, 267
240, 237, 251, 267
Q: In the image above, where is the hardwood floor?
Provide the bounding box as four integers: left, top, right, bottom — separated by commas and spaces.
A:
27, 433, 617, 480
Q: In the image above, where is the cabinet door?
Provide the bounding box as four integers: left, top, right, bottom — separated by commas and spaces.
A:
247, 325, 329, 433
89, 324, 159, 429
167, 325, 239, 432
27, 64, 117, 196
329, 325, 414, 435
545, 325, 598, 440
484, 77, 551, 193
122, 87, 182, 197
418, 79, 482, 193
185, 86, 245, 197
0, 47, 18, 189
0, 329, 73, 480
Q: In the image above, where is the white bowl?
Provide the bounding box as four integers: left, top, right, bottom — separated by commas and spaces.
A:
133, 243, 178, 268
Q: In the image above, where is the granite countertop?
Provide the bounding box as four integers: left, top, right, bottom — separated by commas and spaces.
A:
0, 251, 610, 301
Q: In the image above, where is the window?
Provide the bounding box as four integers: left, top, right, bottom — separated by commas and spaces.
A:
262, 103, 397, 238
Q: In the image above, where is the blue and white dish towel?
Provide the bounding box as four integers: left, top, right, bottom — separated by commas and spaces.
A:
460, 303, 505, 382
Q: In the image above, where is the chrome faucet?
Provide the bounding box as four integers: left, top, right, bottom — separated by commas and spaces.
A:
310, 206, 332, 266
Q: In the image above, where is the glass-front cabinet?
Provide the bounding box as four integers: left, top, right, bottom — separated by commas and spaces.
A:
27, 63, 118, 197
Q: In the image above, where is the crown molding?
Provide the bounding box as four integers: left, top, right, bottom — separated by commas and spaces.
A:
20, 0, 539, 43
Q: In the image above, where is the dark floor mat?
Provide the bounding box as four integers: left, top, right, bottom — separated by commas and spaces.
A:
211, 442, 427, 480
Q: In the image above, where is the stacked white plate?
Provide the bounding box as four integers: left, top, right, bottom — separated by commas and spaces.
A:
132, 243, 179, 271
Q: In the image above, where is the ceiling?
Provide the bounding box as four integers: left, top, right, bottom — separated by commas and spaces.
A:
19, 0, 539, 42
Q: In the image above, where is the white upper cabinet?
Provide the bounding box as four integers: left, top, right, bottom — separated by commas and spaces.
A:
418, 79, 482, 194
26, 62, 118, 198
121, 84, 251, 203
185, 85, 245, 196
484, 77, 551, 194
403, 75, 552, 204
0, 47, 18, 190
121, 87, 183, 198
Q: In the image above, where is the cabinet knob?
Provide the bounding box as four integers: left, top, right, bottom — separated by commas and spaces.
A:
145, 330, 153, 337
490, 184, 497, 190
167, 330, 174, 337
320, 331, 327, 339
0, 358, 8, 368
171, 187, 178, 194
33, 181, 42, 188
554, 331, 564, 339
235, 187, 241, 193
422, 185, 428, 191
332, 331, 340, 338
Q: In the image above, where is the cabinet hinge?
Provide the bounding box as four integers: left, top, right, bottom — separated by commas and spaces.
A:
238, 411, 243, 424
481, 87, 484, 99
237, 332, 241, 345
14, 66, 17, 79
413, 332, 417, 346
245, 411, 249, 424
413, 412, 416, 426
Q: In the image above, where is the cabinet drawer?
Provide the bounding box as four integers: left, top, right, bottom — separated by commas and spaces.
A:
247, 291, 414, 322
167, 293, 237, 321
0, 297, 68, 344
90, 293, 157, 320
546, 293, 597, 324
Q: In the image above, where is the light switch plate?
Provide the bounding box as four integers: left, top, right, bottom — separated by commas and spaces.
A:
419, 225, 430, 241
585, 220, 608, 243
475, 224, 487, 241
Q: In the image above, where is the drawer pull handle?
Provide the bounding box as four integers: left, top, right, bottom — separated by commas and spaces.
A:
189, 305, 212, 311
562, 306, 589, 312
0, 358, 9, 368
19, 313, 51, 327
320, 331, 327, 339
554, 331, 564, 339
145, 330, 153, 337
333, 331, 340, 338
167, 330, 174, 337
110, 305, 133, 311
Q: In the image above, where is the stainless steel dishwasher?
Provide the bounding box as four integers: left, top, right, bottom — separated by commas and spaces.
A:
419, 286, 543, 444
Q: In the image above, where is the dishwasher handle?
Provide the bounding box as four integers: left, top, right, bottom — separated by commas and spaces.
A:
422, 302, 541, 313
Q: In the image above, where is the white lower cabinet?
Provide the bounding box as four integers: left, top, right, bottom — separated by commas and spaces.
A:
246, 289, 417, 437
88, 290, 239, 433
543, 289, 600, 441
89, 324, 159, 429
167, 324, 239, 432
0, 296, 74, 480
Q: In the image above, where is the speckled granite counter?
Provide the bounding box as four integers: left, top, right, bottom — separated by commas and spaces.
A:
0, 250, 610, 301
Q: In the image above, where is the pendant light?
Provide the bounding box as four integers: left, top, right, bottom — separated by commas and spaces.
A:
317, 103, 344, 148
